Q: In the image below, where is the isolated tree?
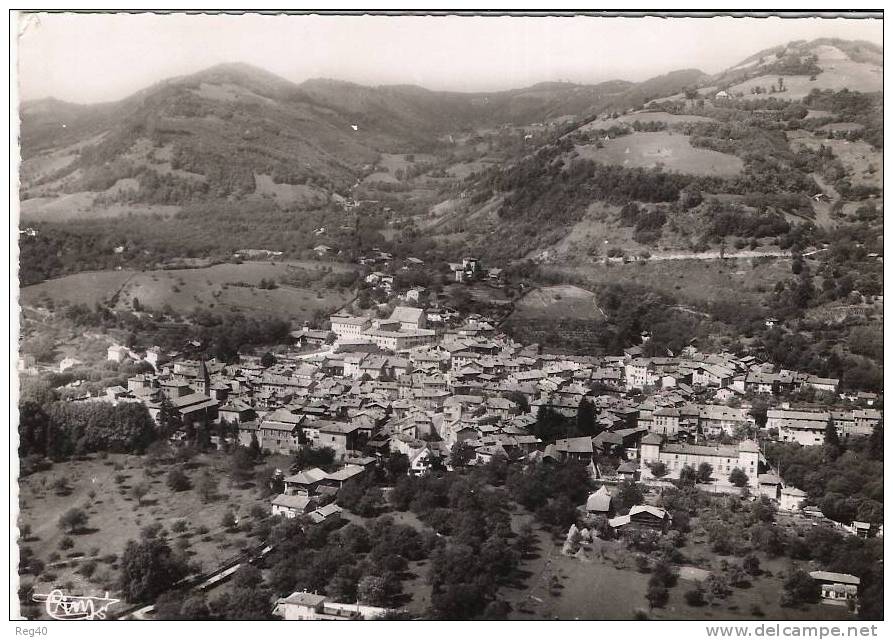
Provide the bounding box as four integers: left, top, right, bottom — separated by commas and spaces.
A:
703, 573, 730, 603
131, 482, 150, 506
140, 522, 166, 540
157, 397, 182, 439
117, 537, 188, 602
646, 583, 669, 609
685, 588, 706, 606
248, 433, 262, 461
729, 467, 749, 488
386, 452, 410, 478
868, 423, 883, 461
743, 555, 761, 576
615, 479, 645, 513
824, 416, 841, 449
649, 461, 668, 478
679, 465, 698, 487
260, 352, 276, 368
696, 462, 713, 484
220, 510, 237, 531
166, 467, 191, 492
782, 569, 820, 607
727, 564, 748, 587
58, 508, 88, 534
196, 471, 218, 503
576, 397, 596, 436
449, 441, 475, 468
229, 446, 255, 485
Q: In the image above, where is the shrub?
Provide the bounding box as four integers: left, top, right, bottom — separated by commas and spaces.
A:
743, 554, 761, 576
729, 467, 749, 487
78, 560, 97, 579
220, 510, 237, 531
53, 478, 72, 496
58, 508, 89, 533
647, 584, 669, 609
684, 587, 706, 606
782, 569, 820, 607
59, 536, 74, 550
166, 468, 191, 492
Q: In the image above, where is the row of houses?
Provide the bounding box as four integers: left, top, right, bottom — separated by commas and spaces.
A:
624, 355, 841, 397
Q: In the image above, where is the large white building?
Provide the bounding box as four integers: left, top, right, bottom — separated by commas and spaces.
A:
640, 434, 760, 487
330, 315, 372, 338
363, 328, 437, 351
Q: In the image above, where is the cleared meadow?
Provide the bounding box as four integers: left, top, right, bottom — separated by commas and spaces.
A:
575, 131, 744, 177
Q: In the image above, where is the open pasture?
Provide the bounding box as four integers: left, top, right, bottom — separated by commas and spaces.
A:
21, 260, 355, 319
512, 284, 605, 321
574, 131, 744, 177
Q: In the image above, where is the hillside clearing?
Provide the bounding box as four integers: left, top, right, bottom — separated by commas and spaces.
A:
574, 131, 744, 177
546, 257, 791, 309
18, 452, 280, 613
727, 65, 881, 101
582, 111, 716, 129
513, 285, 605, 321
21, 261, 355, 319
787, 130, 881, 189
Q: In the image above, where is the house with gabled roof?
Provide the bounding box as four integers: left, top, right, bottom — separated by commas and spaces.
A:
389, 305, 427, 330
609, 505, 671, 533
586, 485, 612, 516
271, 493, 318, 518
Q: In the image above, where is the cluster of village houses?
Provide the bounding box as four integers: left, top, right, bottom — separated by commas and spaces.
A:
87, 298, 887, 617
98, 301, 880, 508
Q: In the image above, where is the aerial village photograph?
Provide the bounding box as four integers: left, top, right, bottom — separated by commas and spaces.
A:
8, 6, 886, 632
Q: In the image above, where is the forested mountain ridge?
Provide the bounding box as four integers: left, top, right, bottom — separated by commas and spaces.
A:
18, 62, 707, 215
17, 38, 881, 280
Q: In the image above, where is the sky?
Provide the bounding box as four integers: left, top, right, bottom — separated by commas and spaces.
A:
15, 12, 883, 104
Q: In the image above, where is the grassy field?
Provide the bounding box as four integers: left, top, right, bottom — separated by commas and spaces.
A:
549, 256, 791, 309
787, 130, 881, 190
362, 152, 439, 185
19, 193, 181, 223
503, 512, 855, 621
445, 160, 489, 179
574, 131, 744, 177
512, 285, 606, 321
503, 517, 651, 620
727, 65, 881, 101
648, 532, 856, 622
253, 173, 329, 208
17, 451, 288, 615
580, 111, 716, 130
21, 260, 355, 319
531, 201, 698, 261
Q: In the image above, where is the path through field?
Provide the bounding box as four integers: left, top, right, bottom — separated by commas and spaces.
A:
810, 173, 841, 229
